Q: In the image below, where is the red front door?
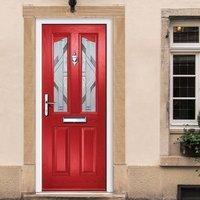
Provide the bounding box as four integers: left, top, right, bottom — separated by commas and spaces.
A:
42, 25, 106, 191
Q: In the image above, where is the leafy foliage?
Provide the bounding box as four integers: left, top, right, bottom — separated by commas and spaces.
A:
177, 112, 200, 175
178, 128, 200, 154
177, 112, 200, 156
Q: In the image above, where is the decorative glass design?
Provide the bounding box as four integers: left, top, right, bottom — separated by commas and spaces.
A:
173, 26, 199, 43
54, 37, 68, 112
82, 36, 96, 112
172, 55, 196, 120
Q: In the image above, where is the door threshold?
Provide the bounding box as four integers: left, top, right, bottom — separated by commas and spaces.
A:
24, 192, 125, 198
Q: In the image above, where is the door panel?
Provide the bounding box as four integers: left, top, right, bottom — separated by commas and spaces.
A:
53, 127, 70, 174
81, 127, 97, 173
42, 24, 106, 191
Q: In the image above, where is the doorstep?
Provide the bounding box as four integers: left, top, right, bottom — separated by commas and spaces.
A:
22, 192, 126, 200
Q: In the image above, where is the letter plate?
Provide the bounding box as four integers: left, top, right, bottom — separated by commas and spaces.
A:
63, 117, 87, 123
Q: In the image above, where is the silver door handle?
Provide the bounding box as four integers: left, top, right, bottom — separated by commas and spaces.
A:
44, 94, 55, 116
63, 117, 87, 123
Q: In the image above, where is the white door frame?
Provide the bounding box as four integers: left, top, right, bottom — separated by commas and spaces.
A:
35, 18, 113, 193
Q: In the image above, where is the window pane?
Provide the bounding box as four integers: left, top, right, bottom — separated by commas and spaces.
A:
173, 77, 195, 97
173, 99, 195, 119
173, 55, 195, 75
173, 26, 199, 43
54, 37, 68, 112
82, 36, 96, 112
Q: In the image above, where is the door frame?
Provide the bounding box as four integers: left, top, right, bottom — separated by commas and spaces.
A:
35, 18, 113, 193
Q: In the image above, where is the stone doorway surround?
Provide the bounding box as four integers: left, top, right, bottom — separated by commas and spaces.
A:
23, 5, 126, 194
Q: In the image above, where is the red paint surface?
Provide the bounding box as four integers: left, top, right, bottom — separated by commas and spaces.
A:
42, 25, 106, 191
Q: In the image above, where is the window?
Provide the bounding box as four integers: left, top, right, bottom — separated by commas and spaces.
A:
170, 21, 200, 126
173, 26, 199, 43
172, 55, 196, 120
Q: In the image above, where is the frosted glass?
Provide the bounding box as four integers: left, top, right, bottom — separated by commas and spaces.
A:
82, 37, 96, 112
54, 38, 68, 112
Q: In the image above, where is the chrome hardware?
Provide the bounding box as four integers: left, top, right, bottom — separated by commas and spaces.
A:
63, 117, 87, 123
72, 52, 78, 66
44, 94, 56, 116
47, 102, 56, 105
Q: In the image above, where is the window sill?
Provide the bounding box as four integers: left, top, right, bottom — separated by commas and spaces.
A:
160, 156, 200, 167
170, 129, 184, 134
170, 126, 200, 134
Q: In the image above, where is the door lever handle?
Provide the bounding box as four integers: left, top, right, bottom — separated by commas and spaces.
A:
46, 101, 56, 105
44, 94, 55, 116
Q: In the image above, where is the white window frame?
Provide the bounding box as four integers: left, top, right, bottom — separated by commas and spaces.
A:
36, 18, 113, 193
170, 20, 200, 51
170, 21, 200, 127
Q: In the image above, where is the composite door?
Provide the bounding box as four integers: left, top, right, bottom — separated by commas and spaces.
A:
42, 25, 106, 191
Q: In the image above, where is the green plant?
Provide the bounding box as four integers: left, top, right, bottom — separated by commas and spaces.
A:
177, 112, 200, 175
177, 111, 200, 156
178, 127, 200, 155
177, 112, 200, 157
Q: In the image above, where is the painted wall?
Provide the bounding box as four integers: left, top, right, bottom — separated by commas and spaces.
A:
1, 0, 200, 166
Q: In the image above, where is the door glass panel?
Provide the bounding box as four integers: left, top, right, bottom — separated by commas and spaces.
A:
54, 37, 68, 112
82, 36, 96, 112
